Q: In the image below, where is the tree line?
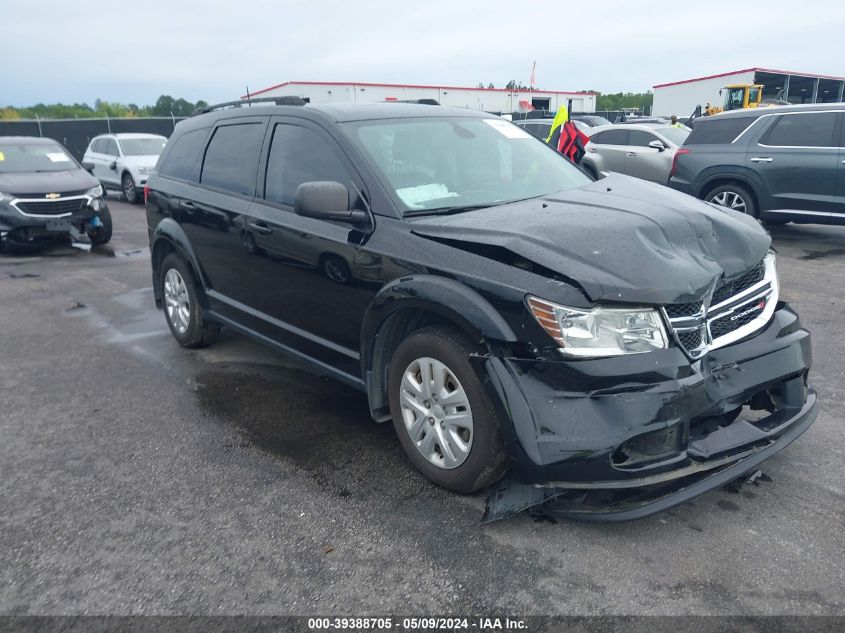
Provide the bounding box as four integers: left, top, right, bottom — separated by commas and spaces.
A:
2, 89, 655, 120
0, 95, 209, 120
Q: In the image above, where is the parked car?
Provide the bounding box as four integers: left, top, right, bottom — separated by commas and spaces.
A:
580, 123, 690, 183
513, 118, 591, 142
571, 115, 612, 127
83, 133, 167, 204
670, 104, 845, 225
0, 136, 112, 250
146, 100, 816, 519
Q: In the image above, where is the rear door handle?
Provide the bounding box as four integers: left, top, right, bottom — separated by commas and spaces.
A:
179, 201, 197, 214
750, 157, 774, 163
626, 152, 637, 157
249, 222, 273, 236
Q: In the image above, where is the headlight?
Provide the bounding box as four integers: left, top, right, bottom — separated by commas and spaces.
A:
136, 166, 151, 175
0, 191, 11, 203
527, 296, 668, 357
85, 184, 104, 198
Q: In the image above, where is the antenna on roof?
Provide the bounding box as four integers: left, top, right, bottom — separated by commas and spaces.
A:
245, 86, 251, 106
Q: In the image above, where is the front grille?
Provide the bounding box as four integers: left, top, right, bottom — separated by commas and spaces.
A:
665, 302, 702, 319
15, 198, 86, 216
663, 257, 776, 359
709, 302, 764, 338
678, 329, 704, 350
712, 262, 765, 306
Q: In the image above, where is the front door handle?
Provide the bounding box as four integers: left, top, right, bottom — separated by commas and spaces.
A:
248, 222, 273, 236
179, 201, 197, 214
750, 157, 774, 163
626, 152, 637, 157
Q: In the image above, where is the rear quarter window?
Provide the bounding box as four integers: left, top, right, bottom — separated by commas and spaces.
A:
158, 127, 209, 182
685, 116, 756, 145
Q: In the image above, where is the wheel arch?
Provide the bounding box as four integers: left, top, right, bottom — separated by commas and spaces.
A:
361, 275, 517, 421
150, 218, 208, 308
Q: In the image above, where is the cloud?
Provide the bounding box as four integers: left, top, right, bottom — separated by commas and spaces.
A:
1, 0, 842, 106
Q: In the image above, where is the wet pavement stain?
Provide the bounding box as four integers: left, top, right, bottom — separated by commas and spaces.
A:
4, 272, 39, 279
800, 248, 845, 261
195, 365, 428, 501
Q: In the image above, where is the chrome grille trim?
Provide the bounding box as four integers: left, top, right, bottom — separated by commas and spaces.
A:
11, 195, 92, 218
663, 254, 778, 359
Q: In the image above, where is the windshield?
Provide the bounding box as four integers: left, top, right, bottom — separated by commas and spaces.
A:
655, 126, 690, 146
347, 117, 591, 214
120, 137, 167, 156
0, 141, 77, 173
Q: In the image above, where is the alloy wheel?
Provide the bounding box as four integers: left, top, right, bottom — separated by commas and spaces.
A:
163, 268, 190, 335
710, 190, 747, 213
399, 356, 473, 469
123, 175, 136, 203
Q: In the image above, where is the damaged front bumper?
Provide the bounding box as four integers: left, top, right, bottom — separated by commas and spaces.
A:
482, 302, 818, 521
0, 197, 105, 245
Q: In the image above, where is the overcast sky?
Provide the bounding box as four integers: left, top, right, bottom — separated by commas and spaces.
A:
2, 0, 842, 107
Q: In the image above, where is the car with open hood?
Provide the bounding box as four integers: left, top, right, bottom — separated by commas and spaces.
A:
0, 136, 112, 250
83, 133, 167, 204
145, 99, 817, 520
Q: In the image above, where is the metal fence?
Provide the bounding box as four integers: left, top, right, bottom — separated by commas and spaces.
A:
0, 117, 185, 161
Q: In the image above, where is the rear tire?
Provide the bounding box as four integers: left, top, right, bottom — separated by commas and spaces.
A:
388, 326, 507, 493
159, 253, 220, 348
705, 183, 757, 217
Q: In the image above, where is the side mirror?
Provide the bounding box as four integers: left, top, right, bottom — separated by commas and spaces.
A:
109, 160, 117, 170
82, 163, 95, 174
294, 181, 368, 224
648, 140, 666, 152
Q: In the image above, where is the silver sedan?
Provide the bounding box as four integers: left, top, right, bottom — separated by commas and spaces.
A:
580, 123, 690, 184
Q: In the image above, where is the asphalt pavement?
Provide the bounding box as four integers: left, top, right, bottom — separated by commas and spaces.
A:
0, 199, 843, 615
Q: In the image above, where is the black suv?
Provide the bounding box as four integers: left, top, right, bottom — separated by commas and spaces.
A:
146, 100, 817, 519
670, 104, 845, 225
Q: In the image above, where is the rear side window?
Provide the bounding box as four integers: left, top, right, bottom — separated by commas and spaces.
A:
685, 116, 756, 145
760, 112, 838, 148
201, 123, 265, 195
158, 128, 208, 182
264, 124, 352, 207
105, 139, 120, 156
591, 129, 628, 145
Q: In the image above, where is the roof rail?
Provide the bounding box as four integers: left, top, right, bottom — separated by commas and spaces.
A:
387, 99, 440, 106
192, 96, 307, 116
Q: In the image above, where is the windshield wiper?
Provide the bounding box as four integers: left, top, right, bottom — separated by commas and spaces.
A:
405, 203, 501, 217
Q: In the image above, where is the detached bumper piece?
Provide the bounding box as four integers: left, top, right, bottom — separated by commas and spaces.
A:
483, 388, 817, 523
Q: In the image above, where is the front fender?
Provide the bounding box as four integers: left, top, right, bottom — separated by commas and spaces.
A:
360, 274, 517, 419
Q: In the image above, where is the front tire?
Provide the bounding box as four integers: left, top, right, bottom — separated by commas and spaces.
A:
706, 183, 757, 217
159, 253, 220, 348
122, 172, 139, 204
388, 326, 507, 493
87, 205, 113, 244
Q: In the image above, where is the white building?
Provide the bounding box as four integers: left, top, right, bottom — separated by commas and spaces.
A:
243, 81, 597, 114
653, 67, 845, 117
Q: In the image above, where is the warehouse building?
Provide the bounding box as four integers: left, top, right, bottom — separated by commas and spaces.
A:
653, 67, 845, 117
242, 81, 597, 114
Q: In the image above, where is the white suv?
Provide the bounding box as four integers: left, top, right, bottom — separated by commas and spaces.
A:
83, 133, 167, 203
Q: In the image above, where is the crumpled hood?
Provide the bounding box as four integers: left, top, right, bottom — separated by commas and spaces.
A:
0, 168, 97, 197
411, 174, 771, 305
